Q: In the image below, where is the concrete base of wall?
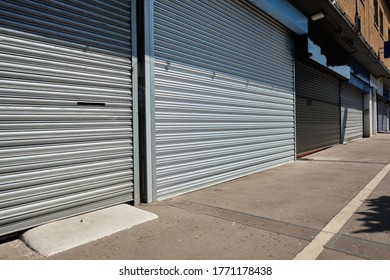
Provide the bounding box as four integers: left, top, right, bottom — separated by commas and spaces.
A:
20, 204, 158, 256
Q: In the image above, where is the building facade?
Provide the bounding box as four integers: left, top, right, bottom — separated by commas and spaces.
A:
1, 0, 390, 237
290, 0, 390, 154
336, 0, 390, 68
335, 0, 390, 132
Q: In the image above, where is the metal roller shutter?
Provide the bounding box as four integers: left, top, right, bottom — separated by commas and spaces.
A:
153, 0, 295, 199
296, 61, 340, 154
340, 83, 364, 142
378, 97, 388, 132
0, 1, 136, 236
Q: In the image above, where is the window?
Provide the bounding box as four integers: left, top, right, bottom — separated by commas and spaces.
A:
374, 0, 378, 27
380, 9, 384, 36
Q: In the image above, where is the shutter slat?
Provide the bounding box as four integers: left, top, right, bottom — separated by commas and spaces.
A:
0, 1, 134, 236
154, 0, 295, 199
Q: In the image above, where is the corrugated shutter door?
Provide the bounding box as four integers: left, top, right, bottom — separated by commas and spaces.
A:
341, 83, 363, 142
378, 98, 388, 132
154, 0, 295, 199
296, 61, 340, 154
0, 1, 134, 235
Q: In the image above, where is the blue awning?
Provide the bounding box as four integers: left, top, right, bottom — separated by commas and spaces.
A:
248, 0, 308, 35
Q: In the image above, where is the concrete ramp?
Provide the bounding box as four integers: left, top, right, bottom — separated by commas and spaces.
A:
20, 204, 158, 256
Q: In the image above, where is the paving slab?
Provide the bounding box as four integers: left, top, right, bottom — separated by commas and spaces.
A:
339, 172, 390, 244
303, 135, 390, 164
2, 135, 390, 260
20, 204, 158, 257
0, 239, 42, 260
324, 234, 390, 260
317, 248, 364, 260
328, 171, 390, 259
178, 160, 384, 229
171, 200, 319, 241
48, 204, 308, 260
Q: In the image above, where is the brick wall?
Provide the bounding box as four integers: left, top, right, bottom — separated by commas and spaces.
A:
336, 0, 390, 69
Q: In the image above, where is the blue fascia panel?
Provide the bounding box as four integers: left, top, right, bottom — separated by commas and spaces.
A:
350, 59, 370, 85
349, 74, 371, 93
248, 0, 308, 35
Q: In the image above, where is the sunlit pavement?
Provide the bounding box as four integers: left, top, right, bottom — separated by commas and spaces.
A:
1, 134, 390, 260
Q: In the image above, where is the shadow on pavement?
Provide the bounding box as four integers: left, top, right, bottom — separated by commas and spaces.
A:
354, 196, 390, 233
0, 232, 20, 245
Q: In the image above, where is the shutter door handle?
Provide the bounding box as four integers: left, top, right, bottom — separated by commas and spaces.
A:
77, 102, 106, 107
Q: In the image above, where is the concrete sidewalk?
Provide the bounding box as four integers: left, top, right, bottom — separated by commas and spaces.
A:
1, 134, 390, 260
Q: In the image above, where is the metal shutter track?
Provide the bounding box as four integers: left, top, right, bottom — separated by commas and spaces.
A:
296, 61, 340, 154
341, 83, 363, 142
154, 0, 295, 199
0, 0, 134, 235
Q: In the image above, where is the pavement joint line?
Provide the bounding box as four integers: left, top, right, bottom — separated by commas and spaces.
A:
293, 162, 390, 260
298, 159, 387, 165
169, 200, 319, 241
321, 247, 369, 260
179, 199, 319, 231
324, 233, 390, 259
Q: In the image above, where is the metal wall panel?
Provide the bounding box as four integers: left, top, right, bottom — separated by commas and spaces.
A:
0, 0, 135, 235
153, 0, 295, 199
378, 97, 388, 132
341, 83, 364, 142
296, 61, 340, 154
